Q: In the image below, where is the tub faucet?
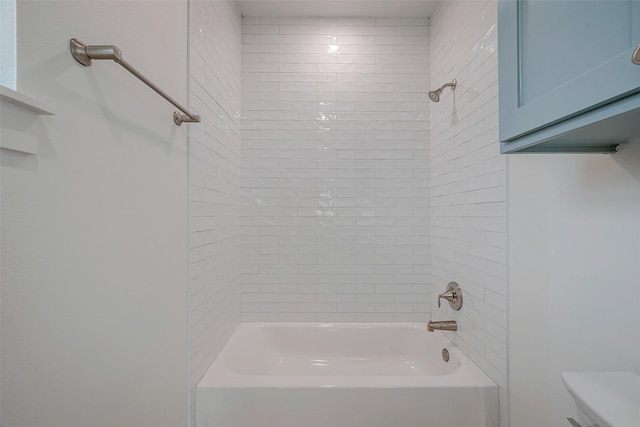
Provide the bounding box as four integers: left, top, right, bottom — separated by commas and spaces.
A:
427, 320, 457, 332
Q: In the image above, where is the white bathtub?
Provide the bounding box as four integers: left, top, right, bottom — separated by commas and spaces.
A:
196, 323, 499, 427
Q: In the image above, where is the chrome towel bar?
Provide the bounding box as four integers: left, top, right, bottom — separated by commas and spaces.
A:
69, 38, 200, 126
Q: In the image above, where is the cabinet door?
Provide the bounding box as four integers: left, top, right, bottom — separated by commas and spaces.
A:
499, 0, 640, 141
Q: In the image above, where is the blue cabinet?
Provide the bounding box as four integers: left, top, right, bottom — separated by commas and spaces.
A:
499, 0, 640, 153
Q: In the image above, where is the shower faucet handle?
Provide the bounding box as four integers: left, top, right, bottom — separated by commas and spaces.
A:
437, 282, 463, 311
437, 291, 455, 307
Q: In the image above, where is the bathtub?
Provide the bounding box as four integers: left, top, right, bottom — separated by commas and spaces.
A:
196, 323, 499, 427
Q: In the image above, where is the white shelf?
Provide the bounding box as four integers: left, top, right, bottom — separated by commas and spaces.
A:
0, 85, 54, 115
1, 85, 54, 155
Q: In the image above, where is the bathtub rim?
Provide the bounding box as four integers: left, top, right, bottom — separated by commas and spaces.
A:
197, 322, 498, 389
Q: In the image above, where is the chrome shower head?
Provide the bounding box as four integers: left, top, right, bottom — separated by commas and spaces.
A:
428, 79, 457, 103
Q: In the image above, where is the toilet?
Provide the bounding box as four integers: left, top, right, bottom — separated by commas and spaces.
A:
562, 371, 640, 427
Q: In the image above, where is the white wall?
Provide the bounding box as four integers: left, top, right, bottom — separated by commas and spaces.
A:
188, 0, 242, 424
241, 16, 431, 321
508, 142, 640, 427
429, 0, 508, 424
1, 2, 189, 426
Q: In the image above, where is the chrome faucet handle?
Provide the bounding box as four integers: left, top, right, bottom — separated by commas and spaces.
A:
437, 291, 455, 308
437, 282, 463, 310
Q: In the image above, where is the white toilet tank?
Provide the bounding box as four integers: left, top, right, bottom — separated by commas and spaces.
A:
562, 371, 640, 427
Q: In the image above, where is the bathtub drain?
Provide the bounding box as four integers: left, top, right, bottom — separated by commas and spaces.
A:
442, 348, 450, 362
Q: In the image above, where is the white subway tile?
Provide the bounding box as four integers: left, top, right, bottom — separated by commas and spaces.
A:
337, 74, 375, 83
242, 19, 430, 323
337, 54, 376, 64
356, 313, 395, 321
356, 26, 395, 36
279, 25, 321, 35
299, 73, 337, 83
299, 17, 338, 26
261, 34, 299, 44
429, 2, 506, 423
337, 17, 375, 26
318, 25, 357, 35
190, 1, 242, 422
376, 18, 414, 26
260, 17, 299, 25
299, 34, 338, 44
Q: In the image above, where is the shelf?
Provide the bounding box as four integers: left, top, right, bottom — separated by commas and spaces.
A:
0, 85, 54, 155
0, 85, 54, 115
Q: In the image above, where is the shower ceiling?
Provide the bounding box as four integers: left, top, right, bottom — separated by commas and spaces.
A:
237, 0, 436, 17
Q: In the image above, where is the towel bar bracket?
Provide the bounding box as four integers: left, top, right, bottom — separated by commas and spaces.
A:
174, 112, 201, 126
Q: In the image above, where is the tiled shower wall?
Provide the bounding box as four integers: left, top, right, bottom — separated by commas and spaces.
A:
188, 0, 242, 423
429, 0, 508, 424
241, 17, 431, 322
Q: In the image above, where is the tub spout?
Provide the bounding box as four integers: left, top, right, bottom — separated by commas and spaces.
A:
427, 320, 457, 332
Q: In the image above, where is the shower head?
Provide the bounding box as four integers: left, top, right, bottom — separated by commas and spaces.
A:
428, 79, 457, 103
